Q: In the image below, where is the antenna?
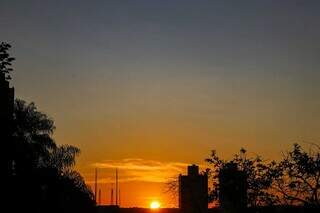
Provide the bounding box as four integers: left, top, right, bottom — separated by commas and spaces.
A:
106, 184, 109, 205
95, 168, 98, 202
119, 188, 121, 206
116, 168, 118, 205
111, 185, 114, 205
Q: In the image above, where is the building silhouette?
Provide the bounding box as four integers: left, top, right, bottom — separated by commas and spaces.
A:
218, 162, 247, 212
0, 71, 15, 212
0, 72, 14, 176
179, 164, 208, 213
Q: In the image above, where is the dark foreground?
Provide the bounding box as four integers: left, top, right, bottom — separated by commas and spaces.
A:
97, 206, 320, 213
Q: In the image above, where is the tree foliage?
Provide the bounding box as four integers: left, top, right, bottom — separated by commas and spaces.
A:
13, 99, 56, 172
272, 143, 320, 207
0, 42, 15, 79
11, 99, 95, 212
206, 148, 278, 207
13, 99, 81, 174
206, 144, 320, 208
1, 42, 94, 212
41, 145, 80, 174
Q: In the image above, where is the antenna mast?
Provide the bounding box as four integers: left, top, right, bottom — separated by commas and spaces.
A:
95, 168, 98, 202
116, 168, 118, 205
119, 188, 121, 206
111, 185, 114, 205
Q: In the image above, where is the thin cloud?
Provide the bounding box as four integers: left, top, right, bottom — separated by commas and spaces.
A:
90, 159, 197, 183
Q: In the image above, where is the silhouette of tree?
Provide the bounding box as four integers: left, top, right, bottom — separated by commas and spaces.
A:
13, 99, 81, 174
0, 42, 15, 79
51, 170, 95, 213
206, 148, 279, 207
11, 99, 95, 212
0, 42, 94, 212
272, 143, 320, 207
12, 99, 56, 173
40, 144, 80, 174
165, 177, 179, 204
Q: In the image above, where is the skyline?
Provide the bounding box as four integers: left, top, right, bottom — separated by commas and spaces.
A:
1, 0, 320, 207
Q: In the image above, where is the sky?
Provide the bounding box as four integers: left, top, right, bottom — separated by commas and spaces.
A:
1, 0, 320, 208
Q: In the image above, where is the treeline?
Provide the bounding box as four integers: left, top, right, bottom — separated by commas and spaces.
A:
206, 143, 320, 209
1, 42, 95, 213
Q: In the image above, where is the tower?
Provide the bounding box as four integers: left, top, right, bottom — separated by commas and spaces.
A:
179, 164, 208, 213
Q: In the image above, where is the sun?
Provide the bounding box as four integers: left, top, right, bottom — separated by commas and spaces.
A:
150, 201, 161, 209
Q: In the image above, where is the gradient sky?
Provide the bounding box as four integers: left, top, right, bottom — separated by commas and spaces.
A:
1, 0, 320, 207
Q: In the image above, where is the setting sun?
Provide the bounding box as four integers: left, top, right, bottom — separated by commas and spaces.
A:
150, 201, 161, 209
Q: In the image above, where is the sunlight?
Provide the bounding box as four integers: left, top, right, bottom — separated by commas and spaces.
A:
150, 201, 161, 209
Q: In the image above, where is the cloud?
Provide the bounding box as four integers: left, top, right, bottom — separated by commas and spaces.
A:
90, 159, 194, 183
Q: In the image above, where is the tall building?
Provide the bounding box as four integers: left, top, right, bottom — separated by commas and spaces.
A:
219, 162, 247, 211
179, 164, 208, 213
0, 72, 14, 176
0, 71, 15, 212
